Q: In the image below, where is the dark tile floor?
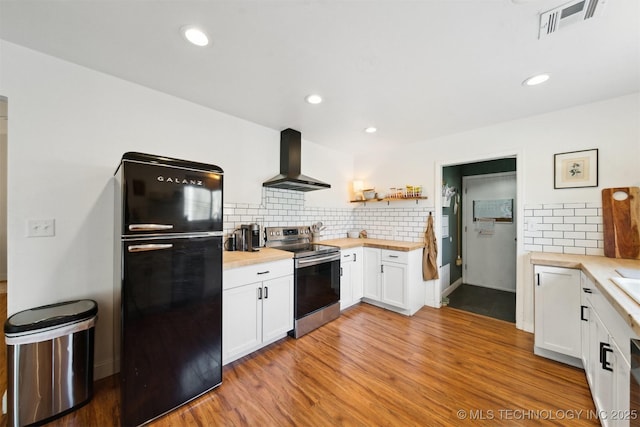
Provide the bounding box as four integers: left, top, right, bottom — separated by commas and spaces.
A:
446, 284, 516, 323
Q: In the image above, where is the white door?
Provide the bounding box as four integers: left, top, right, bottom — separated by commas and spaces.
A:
381, 262, 406, 308
340, 253, 354, 310
462, 172, 516, 291
223, 282, 261, 363
262, 275, 293, 342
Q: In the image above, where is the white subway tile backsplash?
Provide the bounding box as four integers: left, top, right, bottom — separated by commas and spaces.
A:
575, 239, 598, 248
553, 239, 575, 247
543, 216, 563, 224
553, 224, 574, 231
553, 209, 574, 216
524, 200, 603, 255
575, 224, 598, 232
587, 248, 605, 256
226, 194, 606, 255
534, 238, 553, 245
543, 231, 563, 238
575, 208, 598, 216
564, 231, 586, 239
586, 232, 604, 240
543, 203, 564, 209
534, 209, 553, 216
564, 247, 586, 255
564, 216, 586, 224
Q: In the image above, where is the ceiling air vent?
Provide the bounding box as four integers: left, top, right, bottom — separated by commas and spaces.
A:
539, 0, 606, 39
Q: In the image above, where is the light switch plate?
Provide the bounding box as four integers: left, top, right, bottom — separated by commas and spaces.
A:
27, 219, 55, 237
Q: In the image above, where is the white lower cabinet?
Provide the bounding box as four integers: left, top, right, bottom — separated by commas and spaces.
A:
536, 263, 637, 426
223, 259, 293, 365
340, 247, 363, 310
581, 274, 634, 427
534, 265, 582, 361
362, 247, 424, 316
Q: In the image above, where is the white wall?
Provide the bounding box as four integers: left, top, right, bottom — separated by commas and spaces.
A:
356, 93, 640, 332
0, 99, 6, 281
0, 41, 353, 378
357, 94, 640, 201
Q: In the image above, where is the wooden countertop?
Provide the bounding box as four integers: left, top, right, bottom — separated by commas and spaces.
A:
320, 238, 425, 252
223, 247, 293, 270
530, 252, 640, 336
223, 238, 424, 270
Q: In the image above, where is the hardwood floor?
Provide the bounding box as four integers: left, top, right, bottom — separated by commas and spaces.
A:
2, 302, 598, 426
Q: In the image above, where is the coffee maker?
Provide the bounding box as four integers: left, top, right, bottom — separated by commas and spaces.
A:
233, 223, 260, 252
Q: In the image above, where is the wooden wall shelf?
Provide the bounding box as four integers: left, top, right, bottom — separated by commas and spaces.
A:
350, 196, 428, 206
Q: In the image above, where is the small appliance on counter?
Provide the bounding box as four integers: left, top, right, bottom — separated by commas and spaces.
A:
230, 223, 261, 251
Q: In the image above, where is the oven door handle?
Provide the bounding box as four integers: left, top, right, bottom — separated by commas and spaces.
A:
295, 253, 341, 268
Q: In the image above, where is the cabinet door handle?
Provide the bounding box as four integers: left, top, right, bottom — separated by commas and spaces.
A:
381, 265, 384, 273
583, 288, 592, 294
340, 267, 343, 277
599, 342, 613, 372
128, 243, 173, 252
353, 253, 357, 262
257, 270, 270, 275
536, 273, 540, 286
264, 286, 269, 299
580, 305, 588, 322
257, 287, 263, 300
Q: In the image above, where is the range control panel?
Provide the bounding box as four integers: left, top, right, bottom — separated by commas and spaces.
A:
264, 226, 311, 243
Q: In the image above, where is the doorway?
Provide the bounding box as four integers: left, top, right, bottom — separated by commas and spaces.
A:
440, 159, 517, 323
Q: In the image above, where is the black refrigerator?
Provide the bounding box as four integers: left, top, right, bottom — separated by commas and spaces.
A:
114, 152, 223, 426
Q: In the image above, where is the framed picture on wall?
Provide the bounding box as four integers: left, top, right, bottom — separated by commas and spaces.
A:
554, 149, 598, 189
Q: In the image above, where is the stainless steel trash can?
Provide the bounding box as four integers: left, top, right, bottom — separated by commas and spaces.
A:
5, 299, 98, 426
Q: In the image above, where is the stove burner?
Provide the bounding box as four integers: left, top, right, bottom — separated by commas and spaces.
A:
264, 226, 339, 258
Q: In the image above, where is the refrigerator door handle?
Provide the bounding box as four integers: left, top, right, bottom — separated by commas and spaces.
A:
129, 224, 174, 231
128, 243, 174, 253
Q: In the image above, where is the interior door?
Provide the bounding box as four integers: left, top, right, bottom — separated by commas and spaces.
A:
462, 172, 516, 291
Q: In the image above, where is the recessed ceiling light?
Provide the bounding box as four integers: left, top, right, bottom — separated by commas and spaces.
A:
523, 73, 550, 86
182, 26, 209, 47
305, 94, 323, 104
364, 127, 377, 134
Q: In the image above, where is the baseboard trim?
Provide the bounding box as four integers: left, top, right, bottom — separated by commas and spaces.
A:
441, 278, 462, 298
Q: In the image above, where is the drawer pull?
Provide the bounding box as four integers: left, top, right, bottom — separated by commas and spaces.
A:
257, 271, 270, 275
583, 287, 592, 294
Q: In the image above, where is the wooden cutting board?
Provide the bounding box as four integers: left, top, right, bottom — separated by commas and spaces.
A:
602, 187, 640, 259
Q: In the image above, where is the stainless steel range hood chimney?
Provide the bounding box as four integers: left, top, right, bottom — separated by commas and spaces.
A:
262, 128, 331, 192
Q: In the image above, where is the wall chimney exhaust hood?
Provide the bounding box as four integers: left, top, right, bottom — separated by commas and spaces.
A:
262, 128, 331, 192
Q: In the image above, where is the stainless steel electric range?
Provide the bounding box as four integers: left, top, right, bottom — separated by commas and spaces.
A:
264, 226, 341, 338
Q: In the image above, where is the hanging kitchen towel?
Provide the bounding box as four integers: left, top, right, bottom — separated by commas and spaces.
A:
423, 213, 439, 280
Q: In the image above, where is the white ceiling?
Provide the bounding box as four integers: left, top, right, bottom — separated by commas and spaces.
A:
0, 0, 638, 153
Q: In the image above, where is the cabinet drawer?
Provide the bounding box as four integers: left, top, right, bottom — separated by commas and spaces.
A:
340, 251, 354, 264
224, 259, 293, 290
381, 249, 408, 264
